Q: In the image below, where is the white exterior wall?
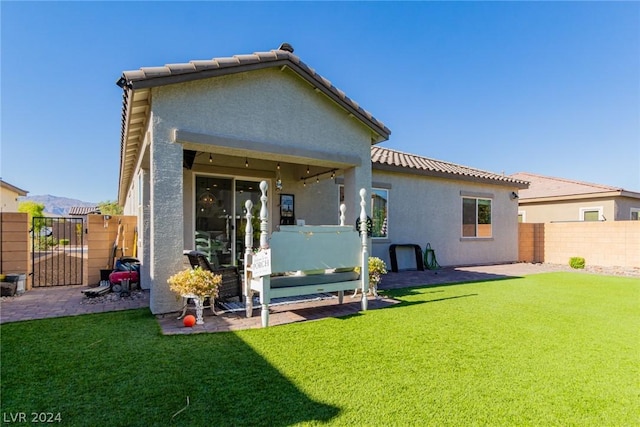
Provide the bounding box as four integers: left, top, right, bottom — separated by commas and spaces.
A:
133, 68, 373, 314
371, 170, 521, 267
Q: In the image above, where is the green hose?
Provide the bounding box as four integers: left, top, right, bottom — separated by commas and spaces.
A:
423, 243, 441, 270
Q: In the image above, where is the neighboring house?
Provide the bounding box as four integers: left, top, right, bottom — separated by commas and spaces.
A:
68, 206, 101, 230
69, 206, 100, 216
0, 180, 28, 212
116, 44, 525, 314
510, 172, 640, 223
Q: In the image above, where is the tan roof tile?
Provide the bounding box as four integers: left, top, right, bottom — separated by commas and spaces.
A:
372, 146, 528, 188
509, 172, 622, 199
166, 63, 197, 74
117, 44, 390, 140
117, 44, 392, 203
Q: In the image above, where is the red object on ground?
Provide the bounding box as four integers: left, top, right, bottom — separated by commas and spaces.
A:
183, 315, 196, 327
109, 271, 139, 285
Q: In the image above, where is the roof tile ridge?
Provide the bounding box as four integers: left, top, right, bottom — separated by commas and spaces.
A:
517, 172, 621, 191
372, 146, 527, 183
373, 146, 491, 173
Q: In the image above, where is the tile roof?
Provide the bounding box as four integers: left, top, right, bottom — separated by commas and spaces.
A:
0, 179, 28, 196
509, 172, 630, 199
117, 43, 391, 203
118, 43, 390, 140
68, 206, 100, 216
372, 146, 529, 188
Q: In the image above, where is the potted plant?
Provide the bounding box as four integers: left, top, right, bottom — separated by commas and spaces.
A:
355, 256, 387, 298
168, 267, 222, 324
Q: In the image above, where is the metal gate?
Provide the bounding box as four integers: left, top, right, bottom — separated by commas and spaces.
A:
31, 217, 84, 287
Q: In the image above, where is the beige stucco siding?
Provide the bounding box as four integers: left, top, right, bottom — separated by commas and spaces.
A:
1, 187, 22, 212
615, 196, 640, 220
154, 68, 372, 159
126, 67, 375, 313
519, 198, 617, 223
371, 170, 520, 267
160, 67, 372, 227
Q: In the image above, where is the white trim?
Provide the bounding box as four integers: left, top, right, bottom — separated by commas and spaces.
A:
579, 206, 604, 221
461, 196, 493, 238
371, 187, 389, 239
518, 210, 526, 223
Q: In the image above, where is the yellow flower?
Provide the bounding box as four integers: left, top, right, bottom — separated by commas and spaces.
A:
355, 257, 387, 286
167, 267, 222, 298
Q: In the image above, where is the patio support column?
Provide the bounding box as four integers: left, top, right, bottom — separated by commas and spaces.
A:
343, 165, 371, 225
149, 116, 184, 314
140, 167, 151, 290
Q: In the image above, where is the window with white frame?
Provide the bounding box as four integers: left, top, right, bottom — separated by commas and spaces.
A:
339, 185, 388, 238
580, 207, 603, 221
462, 197, 492, 237
370, 188, 388, 238
631, 208, 640, 221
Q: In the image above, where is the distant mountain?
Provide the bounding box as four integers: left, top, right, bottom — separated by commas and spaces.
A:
18, 195, 97, 216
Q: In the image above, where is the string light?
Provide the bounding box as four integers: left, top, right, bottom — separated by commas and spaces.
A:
306, 165, 310, 174
245, 158, 249, 168
209, 154, 213, 163
277, 163, 280, 170
299, 168, 338, 184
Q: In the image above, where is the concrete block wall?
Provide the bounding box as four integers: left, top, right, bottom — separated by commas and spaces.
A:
519, 221, 639, 268
84, 215, 137, 286
0, 212, 30, 289
518, 223, 544, 263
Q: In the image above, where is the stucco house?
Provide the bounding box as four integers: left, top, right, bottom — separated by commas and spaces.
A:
510, 172, 640, 223
116, 44, 527, 314
370, 147, 527, 268
0, 180, 28, 212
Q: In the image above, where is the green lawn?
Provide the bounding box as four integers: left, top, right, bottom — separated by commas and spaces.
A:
1, 272, 638, 426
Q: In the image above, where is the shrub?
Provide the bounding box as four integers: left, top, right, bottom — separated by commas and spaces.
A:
569, 257, 586, 269
167, 267, 222, 298
59, 239, 70, 246
355, 256, 388, 286
34, 236, 58, 251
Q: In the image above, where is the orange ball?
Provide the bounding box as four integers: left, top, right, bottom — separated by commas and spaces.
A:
183, 315, 196, 327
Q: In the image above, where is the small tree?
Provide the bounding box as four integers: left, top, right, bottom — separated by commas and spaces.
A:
18, 201, 46, 233
18, 200, 45, 219
98, 200, 123, 215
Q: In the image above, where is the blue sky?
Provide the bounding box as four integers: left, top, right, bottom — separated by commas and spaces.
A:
2, 1, 638, 203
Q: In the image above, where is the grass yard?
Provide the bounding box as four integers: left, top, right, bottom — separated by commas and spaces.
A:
1, 272, 638, 426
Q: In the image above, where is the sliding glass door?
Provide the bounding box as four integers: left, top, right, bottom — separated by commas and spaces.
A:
194, 176, 262, 268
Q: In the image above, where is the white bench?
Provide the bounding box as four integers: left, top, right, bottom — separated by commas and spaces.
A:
243, 181, 370, 327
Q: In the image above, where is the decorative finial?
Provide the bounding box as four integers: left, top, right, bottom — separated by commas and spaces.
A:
259, 181, 269, 249
278, 43, 294, 53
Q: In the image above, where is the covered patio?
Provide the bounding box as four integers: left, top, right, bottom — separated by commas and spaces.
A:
116, 43, 391, 315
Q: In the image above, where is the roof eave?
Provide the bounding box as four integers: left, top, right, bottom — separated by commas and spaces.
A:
121, 58, 390, 143
373, 162, 529, 189
520, 189, 640, 203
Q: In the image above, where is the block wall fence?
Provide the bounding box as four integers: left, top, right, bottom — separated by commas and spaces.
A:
519, 221, 640, 268
0, 213, 30, 289
0, 214, 137, 289
84, 215, 137, 286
